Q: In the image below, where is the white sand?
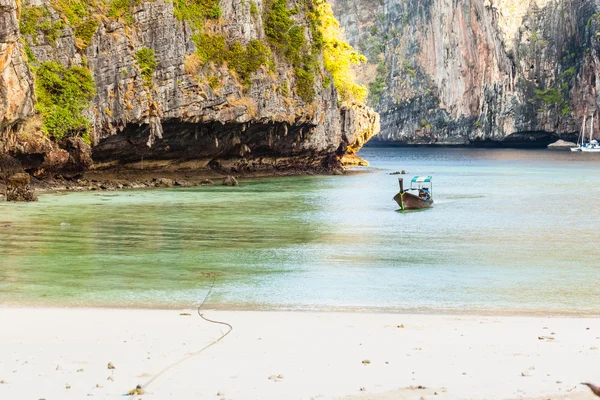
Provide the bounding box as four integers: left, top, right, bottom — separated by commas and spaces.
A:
1, 308, 599, 400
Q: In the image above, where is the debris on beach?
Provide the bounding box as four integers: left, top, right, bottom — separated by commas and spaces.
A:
179, 313, 191, 316
66, 384, 71, 389
397, 324, 405, 328
538, 336, 555, 341
127, 385, 144, 395
359, 387, 366, 392
107, 362, 115, 369
268, 375, 284, 382
362, 359, 371, 365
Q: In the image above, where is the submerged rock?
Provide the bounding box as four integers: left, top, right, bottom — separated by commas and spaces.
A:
222, 176, 239, 187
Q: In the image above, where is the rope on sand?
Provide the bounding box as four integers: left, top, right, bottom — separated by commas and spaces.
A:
128, 273, 233, 397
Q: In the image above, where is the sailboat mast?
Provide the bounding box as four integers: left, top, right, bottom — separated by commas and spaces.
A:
591, 112, 595, 143
581, 115, 586, 145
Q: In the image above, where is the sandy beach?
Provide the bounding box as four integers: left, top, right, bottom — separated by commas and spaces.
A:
1, 308, 599, 400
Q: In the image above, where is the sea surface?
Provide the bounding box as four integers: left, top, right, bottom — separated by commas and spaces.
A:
1, 148, 600, 314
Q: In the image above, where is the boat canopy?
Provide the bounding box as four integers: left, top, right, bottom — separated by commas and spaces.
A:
411, 176, 432, 183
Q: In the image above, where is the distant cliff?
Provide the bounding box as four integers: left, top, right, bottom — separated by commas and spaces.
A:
0, 0, 379, 178
332, 0, 600, 146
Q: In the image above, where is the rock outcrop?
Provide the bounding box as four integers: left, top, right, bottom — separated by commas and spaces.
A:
6, 172, 37, 201
332, 0, 600, 146
0, 0, 379, 177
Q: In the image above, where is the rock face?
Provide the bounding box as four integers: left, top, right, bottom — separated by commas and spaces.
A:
0, 0, 380, 176
0, 0, 35, 137
332, 0, 600, 146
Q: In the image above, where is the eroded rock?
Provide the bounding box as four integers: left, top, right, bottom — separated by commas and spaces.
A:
222, 176, 239, 187
6, 173, 37, 202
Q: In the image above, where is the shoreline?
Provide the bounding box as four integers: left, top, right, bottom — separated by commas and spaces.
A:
4, 302, 600, 319
0, 165, 375, 198
1, 307, 598, 400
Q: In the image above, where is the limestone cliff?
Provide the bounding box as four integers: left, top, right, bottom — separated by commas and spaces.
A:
0, 0, 379, 178
332, 0, 600, 146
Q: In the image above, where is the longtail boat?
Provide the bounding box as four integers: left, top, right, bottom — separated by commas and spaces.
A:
393, 176, 434, 211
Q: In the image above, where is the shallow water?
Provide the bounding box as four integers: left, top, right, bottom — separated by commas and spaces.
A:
1, 148, 600, 314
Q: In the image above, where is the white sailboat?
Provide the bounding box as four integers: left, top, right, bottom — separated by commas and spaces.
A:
581, 112, 600, 152
571, 113, 600, 152
571, 115, 586, 151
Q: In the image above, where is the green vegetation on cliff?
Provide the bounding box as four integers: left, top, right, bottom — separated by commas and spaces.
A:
264, 0, 317, 102
368, 63, 387, 105
34, 62, 95, 142
226, 40, 273, 85
20, 6, 65, 45
134, 48, 157, 86
74, 18, 99, 48
263, 0, 367, 103
173, 0, 222, 31
193, 32, 227, 64
313, 0, 367, 102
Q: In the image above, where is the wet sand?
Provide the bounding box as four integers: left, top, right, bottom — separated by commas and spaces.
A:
1, 308, 599, 399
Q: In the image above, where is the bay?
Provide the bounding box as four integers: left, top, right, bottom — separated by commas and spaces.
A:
1, 148, 600, 314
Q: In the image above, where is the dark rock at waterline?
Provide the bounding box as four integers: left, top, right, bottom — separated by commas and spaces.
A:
174, 179, 192, 187
6, 173, 37, 202
222, 176, 239, 186
7, 187, 38, 202
152, 178, 174, 188
200, 179, 215, 186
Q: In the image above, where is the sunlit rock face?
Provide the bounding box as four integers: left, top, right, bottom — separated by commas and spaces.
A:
333, 0, 600, 146
0, 0, 35, 140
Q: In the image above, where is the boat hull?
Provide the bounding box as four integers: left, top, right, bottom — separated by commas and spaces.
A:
393, 191, 433, 210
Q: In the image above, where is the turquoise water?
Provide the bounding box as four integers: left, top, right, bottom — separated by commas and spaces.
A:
1, 148, 600, 314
